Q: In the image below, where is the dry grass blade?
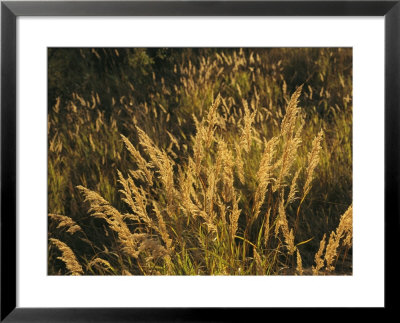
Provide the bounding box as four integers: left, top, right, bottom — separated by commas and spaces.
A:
120, 134, 154, 186
76, 185, 141, 259
136, 126, 176, 210
88, 258, 113, 273
296, 249, 303, 275
230, 193, 241, 240
324, 204, 353, 272
312, 234, 326, 275
253, 247, 264, 275
303, 129, 324, 199
277, 199, 296, 255
252, 136, 279, 222
48, 213, 82, 235
274, 86, 304, 192
216, 138, 235, 203
50, 238, 83, 275
240, 99, 256, 153
280, 85, 303, 139
286, 169, 301, 206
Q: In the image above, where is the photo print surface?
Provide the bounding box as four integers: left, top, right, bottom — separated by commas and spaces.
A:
48, 48, 352, 276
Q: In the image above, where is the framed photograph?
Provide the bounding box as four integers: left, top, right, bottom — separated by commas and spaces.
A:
1, 0, 398, 321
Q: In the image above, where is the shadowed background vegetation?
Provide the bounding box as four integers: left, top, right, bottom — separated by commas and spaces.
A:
48, 48, 352, 275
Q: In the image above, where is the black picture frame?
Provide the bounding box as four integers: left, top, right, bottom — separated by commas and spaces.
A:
1, 0, 398, 321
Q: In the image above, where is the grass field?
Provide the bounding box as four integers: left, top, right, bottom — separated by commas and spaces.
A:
48, 48, 352, 275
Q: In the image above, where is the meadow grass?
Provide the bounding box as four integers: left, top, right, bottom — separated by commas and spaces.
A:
48, 48, 352, 275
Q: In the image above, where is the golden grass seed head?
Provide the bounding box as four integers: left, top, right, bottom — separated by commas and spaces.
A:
50, 238, 83, 275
